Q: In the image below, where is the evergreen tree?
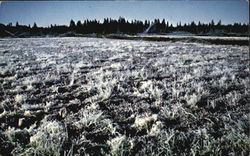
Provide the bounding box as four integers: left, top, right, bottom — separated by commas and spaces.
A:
210, 20, 215, 26
7, 23, 12, 27
32, 22, 37, 28
70, 19, 76, 28
217, 20, 222, 26
76, 20, 82, 27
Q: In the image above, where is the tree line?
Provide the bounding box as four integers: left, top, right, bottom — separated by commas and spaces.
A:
0, 17, 248, 37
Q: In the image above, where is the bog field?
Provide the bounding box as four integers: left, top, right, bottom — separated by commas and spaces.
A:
0, 37, 249, 155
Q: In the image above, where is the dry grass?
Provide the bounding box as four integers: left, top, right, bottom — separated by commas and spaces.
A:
0, 37, 249, 155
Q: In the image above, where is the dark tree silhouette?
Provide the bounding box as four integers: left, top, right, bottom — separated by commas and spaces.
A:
0, 17, 248, 37
32, 22, 37, 28
70, 19, 76, 28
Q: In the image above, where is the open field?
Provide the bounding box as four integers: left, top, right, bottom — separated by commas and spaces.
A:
0, 37, 249, 155
102, 34, 249, 46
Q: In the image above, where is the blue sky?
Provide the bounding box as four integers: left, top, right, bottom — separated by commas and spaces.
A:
0, 0, 248, 27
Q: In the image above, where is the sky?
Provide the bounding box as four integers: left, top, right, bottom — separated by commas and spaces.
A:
0, 0, 248, 27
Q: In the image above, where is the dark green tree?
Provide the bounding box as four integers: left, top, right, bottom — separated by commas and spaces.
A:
70, 19, 76, 28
